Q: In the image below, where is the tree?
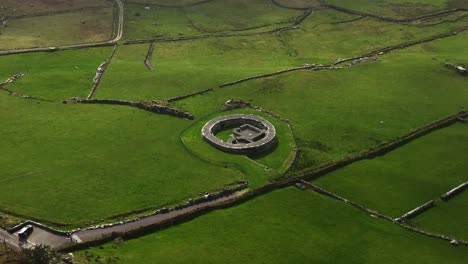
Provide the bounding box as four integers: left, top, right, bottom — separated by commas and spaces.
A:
21, 245, 62, 264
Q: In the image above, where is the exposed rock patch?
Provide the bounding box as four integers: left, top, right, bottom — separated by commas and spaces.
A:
446, 63, 468, 76
223, 99, 251, 110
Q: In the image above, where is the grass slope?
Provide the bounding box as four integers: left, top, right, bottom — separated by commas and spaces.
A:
0, 47, 112, 101
174, 30, 468, 175
0, 93, 244, 227
314, 123, 468, 217
123, 0, 304, 40
411, 191, 468, 240
0, 0, 109, 16
75, 188, 468, 264
183, 0, 304, 32
98, 9, 468, 101
0, 8, 113, 50
325, 0, 449, 18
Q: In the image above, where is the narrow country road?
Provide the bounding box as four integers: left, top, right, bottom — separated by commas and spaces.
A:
1, 190, 245, 250
0, 0, 124, 56
0, 227, 23, 251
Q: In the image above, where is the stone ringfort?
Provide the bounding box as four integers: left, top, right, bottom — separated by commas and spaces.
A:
201, 114, 277, 154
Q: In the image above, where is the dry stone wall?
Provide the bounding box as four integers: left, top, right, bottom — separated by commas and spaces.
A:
63, 98, 194, 120
395, 200, 435, 223
441, 182, 468, 201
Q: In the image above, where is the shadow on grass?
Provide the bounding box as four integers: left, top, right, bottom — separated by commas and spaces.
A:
247, 140, 280, 160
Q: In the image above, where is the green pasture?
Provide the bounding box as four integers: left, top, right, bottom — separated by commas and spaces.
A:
75, 187, 468, 264
411, 191, 468, 241
98, 9, 468, 101
125, 0, 207, 7
0, 0, 466, 248
125, 4, 202, 40
0, 47, 112, 101
313, 123, 468, 217
325, 0, 450, 18
273, 0, 322, 9
0, 0, 109, 17
183, 0, 304, 33
95, 38, 299, 100
0, 93, 245, 227
0, 8, 113, 51
124, 0, 304, 40
124, 2, 303, 40
174, 30, 468, 175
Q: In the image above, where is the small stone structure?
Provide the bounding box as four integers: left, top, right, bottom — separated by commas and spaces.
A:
202, 114, 277, 154
223, 99, 251, 110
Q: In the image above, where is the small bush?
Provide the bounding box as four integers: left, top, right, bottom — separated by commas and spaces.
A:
21, 245, 62, 264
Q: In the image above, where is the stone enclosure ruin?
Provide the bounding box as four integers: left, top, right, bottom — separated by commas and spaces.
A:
202, 114, 277, 154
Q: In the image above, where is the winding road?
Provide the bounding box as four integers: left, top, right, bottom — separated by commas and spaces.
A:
0, 0, 124, 56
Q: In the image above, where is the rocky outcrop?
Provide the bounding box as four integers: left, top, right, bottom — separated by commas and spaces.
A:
223, 99, 251, 110
446, 63, 468, 76
345, 56, 380, 67
0, 72, 26, 86
63, 98, 194, 120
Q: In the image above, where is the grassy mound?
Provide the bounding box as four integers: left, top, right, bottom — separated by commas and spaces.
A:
181, 108, 296, 188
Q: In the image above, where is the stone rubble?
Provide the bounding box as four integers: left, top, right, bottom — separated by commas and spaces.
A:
346, 56, 380, 67
223, 99, 251, 110
445, 63, 467, 76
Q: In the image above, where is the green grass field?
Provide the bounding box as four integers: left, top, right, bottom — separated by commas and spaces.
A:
97, 9, 468, 101
313, 123, 468, 217
0, 0, 110, 17
410, 191, 468, 241
325, 0, 450, 18
174, 30, 468, 175
0, 92, 246, 227
0, 7, 114, 50
124, 0, 306, 40
0, 47, 112, 100
75, 188, 468, 264
0, 1, 467, 260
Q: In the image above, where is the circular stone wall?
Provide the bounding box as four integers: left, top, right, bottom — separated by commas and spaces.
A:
201, 114, 277, 154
